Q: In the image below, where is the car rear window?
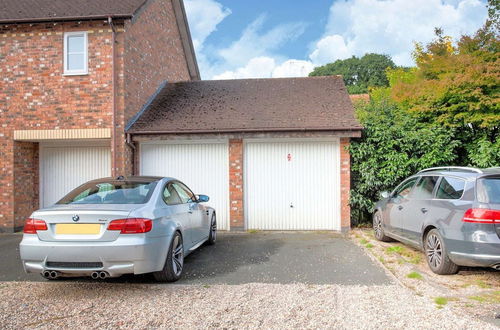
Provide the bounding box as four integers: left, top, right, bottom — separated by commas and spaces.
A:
57, 181, 158, 205
436, 177, 465, 200
477, 177, 500, 204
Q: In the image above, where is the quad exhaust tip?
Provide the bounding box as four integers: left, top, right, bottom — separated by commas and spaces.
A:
91, 271, 109, 280
42, 270, 60, 279
493, 264, 500, 271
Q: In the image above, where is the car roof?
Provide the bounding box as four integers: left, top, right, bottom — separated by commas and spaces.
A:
416, 167, 500, 179
86, 176, 165, 184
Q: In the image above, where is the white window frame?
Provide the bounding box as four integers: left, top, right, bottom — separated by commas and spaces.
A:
63, 31, 88, 75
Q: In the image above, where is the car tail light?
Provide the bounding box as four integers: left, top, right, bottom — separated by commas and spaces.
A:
462, 208, 500, 224
107, 218, 152, 234
23, 218, 48, 234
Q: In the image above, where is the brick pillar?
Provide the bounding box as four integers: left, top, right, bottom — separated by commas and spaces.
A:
229, 139, 244, 230
13, 141, 39, 231
340, 137, 351, 232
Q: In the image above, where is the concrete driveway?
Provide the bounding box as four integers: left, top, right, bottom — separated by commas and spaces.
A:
0, 232, 390, 285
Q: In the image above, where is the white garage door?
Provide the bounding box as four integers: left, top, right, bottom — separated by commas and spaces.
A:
245, 139, 340, 230
140, 141, 229, 230
40, 143, 111, 207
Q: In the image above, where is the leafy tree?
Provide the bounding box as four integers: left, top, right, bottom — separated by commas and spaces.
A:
309, 53, 396, 94
349, 91, 459, 224
349, 1, 500, 224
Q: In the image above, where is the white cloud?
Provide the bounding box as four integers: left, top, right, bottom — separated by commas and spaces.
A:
309, 35, 352, 65
213, 56, 276, 79
217, 15, 307, 68
186, 0, 488, 79
313, 0, 488, 66
272, 60, 315, 78
184, 0, 231, 51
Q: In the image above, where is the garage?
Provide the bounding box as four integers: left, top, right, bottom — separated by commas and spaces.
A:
245, 139, 340, 230
139, 140, 230, 230
39, 143, 111, 207
127, 77, 362, 231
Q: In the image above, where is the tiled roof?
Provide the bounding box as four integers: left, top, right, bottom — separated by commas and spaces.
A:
0, 0, 147, 23
127, 76, 363, 134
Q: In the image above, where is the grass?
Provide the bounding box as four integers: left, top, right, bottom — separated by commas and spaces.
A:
378, 256, 385, 264
468, 291, 500, 304
365, 243, 374, 248
385, 245, 422, 264
386, 246, 403, 254
359, 238, 368, 244
407, 272, 423, 280
247, 229, 259, 234
434, 297, 448, 306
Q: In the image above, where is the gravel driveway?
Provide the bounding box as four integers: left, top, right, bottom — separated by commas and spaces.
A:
0, 232, 496, 328
0, 282, 495, 329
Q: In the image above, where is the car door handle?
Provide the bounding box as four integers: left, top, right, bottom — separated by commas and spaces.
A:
398, 205, 403, 211
421, 208, 428, 214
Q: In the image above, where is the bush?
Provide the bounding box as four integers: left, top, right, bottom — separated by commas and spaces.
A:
349, 92, 459, 224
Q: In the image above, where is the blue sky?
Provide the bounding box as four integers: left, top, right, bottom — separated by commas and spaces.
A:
184, 0, 489, 80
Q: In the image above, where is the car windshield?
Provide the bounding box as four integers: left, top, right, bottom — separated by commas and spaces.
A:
57, 181, 158, 205
477, 177, 500, 204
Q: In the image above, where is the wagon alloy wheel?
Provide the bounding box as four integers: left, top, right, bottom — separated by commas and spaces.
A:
172, 235, 184, 276
426, 233, 442, 268
372, 211, 391, 242
374, 213, 383, 239
424, 229, 459, 275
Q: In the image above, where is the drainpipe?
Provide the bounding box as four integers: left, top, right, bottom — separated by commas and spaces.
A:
108, 17, 117, 176
126, 133, 136, 175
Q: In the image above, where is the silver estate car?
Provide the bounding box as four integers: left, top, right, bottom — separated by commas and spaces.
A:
373, 167, 500, 274
20, 176, 217, 282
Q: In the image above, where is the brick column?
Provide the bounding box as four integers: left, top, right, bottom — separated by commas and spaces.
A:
229, 139, 244, 230
340, 137, 351, 232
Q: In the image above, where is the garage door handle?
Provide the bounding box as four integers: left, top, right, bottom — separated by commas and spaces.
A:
398, 205, 403, 211
421, 208, 428, 214
290, 203, 294, 208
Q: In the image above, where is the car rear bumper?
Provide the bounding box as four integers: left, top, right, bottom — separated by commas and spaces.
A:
19, 234, 170, 277
446, 238, 500, 268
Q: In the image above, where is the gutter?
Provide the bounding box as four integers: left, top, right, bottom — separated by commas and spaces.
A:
127, 127, 364, 135
0, 14, 132, 24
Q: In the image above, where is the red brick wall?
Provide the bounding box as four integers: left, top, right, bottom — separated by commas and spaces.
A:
340, 137, 351, 231
112, 0, 193, 177
0, 21, 115, 232
229, 139, 244, 230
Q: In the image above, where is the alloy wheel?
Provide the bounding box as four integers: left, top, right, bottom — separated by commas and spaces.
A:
426, 233, 442, 269
172, 235, 184, 276
374, 213, 383, 239
211, 217, 217, 242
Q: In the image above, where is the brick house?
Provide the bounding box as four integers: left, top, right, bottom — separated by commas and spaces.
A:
0, 0, 199, 232
1, 1, 362, 233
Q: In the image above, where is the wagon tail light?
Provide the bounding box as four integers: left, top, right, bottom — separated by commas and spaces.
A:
462, 209, 500, 224
23, 218, 48, 234
107, 218, 152, 234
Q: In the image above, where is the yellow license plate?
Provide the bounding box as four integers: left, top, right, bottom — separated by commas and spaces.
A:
55, 224, 101, 235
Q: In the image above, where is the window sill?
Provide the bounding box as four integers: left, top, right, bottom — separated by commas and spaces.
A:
63, 71, 89, 76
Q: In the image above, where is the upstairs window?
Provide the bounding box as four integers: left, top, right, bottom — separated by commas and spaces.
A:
63, 32, 88, 75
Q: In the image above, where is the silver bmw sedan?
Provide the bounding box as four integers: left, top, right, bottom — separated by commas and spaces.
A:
20, 176, 216, 282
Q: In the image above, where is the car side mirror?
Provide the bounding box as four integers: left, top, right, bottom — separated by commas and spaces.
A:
197, 194, 209, 203
380, 191, 390, 199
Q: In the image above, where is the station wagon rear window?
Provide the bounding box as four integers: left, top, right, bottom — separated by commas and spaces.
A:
477, 177, 500, 204
57, 181, 158, 205
436, 177, 465, 200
